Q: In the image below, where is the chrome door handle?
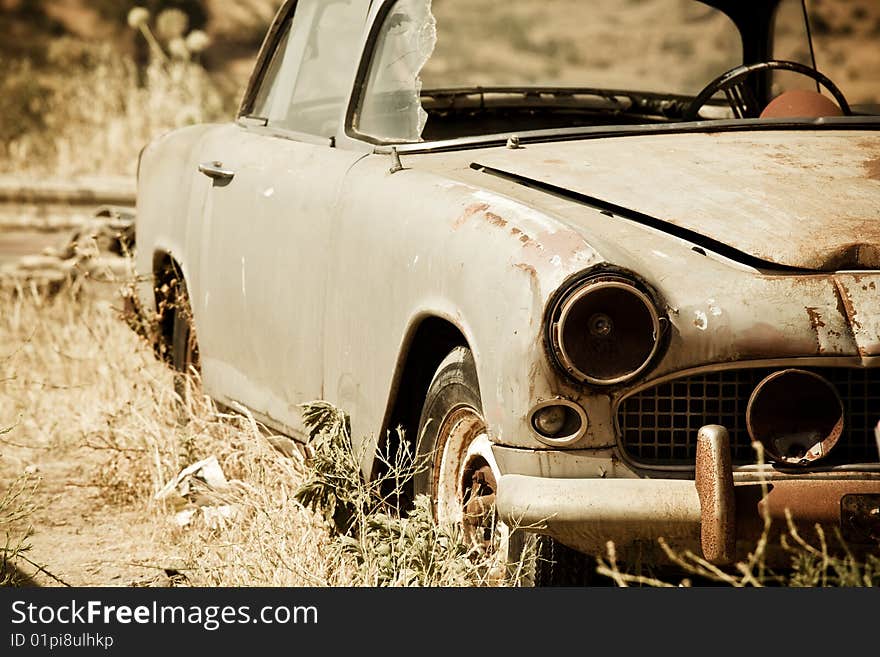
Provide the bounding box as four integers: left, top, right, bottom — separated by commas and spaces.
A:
199, 161, 235, 181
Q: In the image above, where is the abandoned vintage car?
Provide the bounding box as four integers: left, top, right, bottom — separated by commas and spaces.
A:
135, 0, 880, 583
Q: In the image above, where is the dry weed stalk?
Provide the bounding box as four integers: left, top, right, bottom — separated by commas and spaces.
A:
1, 9, 227, 178
598, 441, 879, 587
295, 401, 517, 586
3, 273, 876, 587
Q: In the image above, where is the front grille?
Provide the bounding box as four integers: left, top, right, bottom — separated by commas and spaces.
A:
617, 367, 880, 466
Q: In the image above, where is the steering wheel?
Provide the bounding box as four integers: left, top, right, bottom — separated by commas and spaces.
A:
683, 60, 851, 121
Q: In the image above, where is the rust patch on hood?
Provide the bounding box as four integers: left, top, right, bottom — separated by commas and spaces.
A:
803, 305, 850, 354
805, 306, 825, 354
804, 305, 827, 353
510, 226, 539, 247
515, 262, 538, 278
735, 322, 818, 358
468, 132, 880, 270
822, 242, 880, 270
452, 202, 490, 229
832, 273, 880, 356
484, 211, 508, 228
864, 156, 880, 181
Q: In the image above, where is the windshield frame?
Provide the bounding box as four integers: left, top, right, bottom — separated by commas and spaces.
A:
374, 115, 880, 155
343, 0, 876, 150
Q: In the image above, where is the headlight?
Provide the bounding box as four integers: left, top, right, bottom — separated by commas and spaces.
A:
547, 274, 663, 385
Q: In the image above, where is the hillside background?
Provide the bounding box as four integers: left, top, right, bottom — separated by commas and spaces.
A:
0, 0, 877, 178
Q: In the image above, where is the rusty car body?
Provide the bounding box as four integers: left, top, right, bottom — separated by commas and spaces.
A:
135, 0, 880, 582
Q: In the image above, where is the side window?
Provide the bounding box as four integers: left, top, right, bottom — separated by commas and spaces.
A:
250, 0, 365, 137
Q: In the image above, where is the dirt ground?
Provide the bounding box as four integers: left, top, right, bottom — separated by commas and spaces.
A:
0, 266, 178, 587
5, 458, 162, 587
0, 240, 336, 588
1, 0, 878, 588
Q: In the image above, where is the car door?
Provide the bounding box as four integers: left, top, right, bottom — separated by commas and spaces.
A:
194, 0, 367, 435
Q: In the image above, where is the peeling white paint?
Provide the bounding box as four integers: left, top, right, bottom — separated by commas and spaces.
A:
694, 309, 708, 330
471, 190, 561, 234
707, 298, 722, 316
241, 256, 246, 297
550, 254, 562, 266
263, 187, 275, 198
572, 249, 595, 263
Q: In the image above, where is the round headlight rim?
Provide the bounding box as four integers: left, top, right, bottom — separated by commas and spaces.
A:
549, 274, 664, 387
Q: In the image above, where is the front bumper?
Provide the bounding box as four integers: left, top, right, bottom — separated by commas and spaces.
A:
495, 427, 880, 563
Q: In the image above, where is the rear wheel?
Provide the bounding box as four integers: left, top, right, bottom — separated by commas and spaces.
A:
414, 347, 596, 586
169, 276, 200, 405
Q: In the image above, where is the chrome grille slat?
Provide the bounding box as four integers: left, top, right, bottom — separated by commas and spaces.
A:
618, 367, 880, 466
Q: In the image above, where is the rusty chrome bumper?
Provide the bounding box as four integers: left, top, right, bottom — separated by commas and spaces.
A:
495, 425, 880, 563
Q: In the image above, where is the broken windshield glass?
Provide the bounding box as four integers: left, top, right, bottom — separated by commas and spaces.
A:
356, 0, 436, 141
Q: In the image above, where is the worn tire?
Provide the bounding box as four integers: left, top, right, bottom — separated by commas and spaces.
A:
415, 346, 600, 586
414, 347, 570, 585
170, 277, 200, 404
413, 346, 482, 500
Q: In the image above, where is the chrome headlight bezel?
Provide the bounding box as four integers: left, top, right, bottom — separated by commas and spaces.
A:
546, 273, 666, 386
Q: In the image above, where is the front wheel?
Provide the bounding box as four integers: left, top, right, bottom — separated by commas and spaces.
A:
414, 347, 596, 586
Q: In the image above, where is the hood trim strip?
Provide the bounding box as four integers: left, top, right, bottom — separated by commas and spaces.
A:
470, 162, 807, 273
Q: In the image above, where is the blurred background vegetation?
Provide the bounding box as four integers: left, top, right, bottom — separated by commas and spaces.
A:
0, 0, 283, 177
0, 0, 876, 178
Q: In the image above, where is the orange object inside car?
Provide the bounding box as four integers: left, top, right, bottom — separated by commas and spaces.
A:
760, 89, 843, 119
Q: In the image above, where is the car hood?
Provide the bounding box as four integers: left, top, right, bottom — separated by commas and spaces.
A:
469, 130, 880, 270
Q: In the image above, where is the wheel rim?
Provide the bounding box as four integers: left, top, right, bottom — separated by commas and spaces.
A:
434, 407, 511, 558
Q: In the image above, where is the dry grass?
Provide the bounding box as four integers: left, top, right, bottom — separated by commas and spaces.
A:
599, 521, 880, 588
597, 445, 880, 588
0, 274, 187, 502
0, 11, 227, 178
0, 475, 38, 586
1, 0, 876, 180
0, 1, 877, 587
0, 273, 337, 584
0, 271, 512, 586
0, 271, 877, 587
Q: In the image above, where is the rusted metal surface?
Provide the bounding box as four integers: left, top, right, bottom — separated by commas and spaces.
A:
495, 474, 703, 545
746, 369, 844, 466
462, 463, 498, 548
832, 274, 880, 356
737, 479, 880, 531
434, 408, 485, 525
138, 127, 880, 457
695, 425, 736, 565
497, 472, 880, 556
465, 131, 880, 271
133, 0, 880, 569
417, 146, 877, 370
